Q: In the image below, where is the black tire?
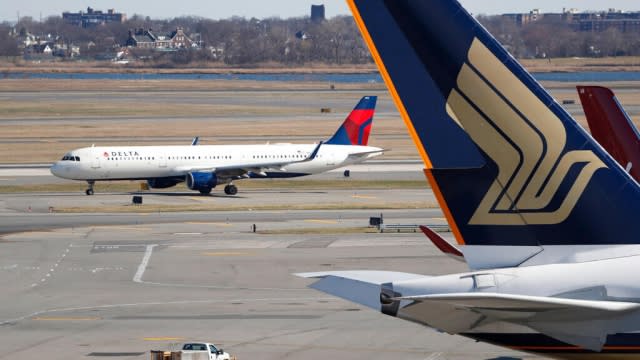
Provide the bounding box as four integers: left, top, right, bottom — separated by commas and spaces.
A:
86, 189, 94, 196
199, 187, 212, 195
224, 184, 238, 195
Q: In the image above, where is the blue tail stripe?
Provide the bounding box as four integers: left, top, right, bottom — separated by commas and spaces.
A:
357, 118, 373, 145
326, 127, 352, 145
354, 96, 377, 110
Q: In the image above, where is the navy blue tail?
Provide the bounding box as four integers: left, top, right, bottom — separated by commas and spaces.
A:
349, 0, 640, 246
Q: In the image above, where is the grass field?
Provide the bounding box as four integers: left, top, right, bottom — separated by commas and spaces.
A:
1, 74, 640, 164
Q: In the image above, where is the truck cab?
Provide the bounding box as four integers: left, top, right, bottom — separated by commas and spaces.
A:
181, 342, 230, 360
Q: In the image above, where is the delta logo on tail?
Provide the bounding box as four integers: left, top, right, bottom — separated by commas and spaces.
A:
578, 86, 640, 182
326, 96, 376, 146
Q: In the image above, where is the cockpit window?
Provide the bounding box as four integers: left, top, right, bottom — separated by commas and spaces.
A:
61, 155, 80, 161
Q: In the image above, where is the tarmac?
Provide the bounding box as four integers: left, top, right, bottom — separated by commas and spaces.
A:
0, 182, 545, 360
0, 80, 592, 359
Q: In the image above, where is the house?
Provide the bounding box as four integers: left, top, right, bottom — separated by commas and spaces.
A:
126, 27, 199, 50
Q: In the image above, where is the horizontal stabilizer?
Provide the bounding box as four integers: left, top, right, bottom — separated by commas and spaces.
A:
297, 271, 425, 310
345, 148, 386, 161
397, 292, 640, 350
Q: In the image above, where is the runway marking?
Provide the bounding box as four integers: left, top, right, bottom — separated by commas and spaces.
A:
202, 251, 255, 256
186, 222, 232, 227
173, 232, 203, 235
32, 317, 101, 321
133, 244, 157, 283
144, 337, 186, 341
1, 297, 336, 326
304, 219, 338, 224
33, 243, 72, 288
351, 194, 377, 199
189, 197, 206, 202
91, 226, 152, 232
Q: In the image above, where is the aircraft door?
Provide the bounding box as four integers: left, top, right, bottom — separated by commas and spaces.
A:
325, 151, 336, 166
158, 155, 167, 168
91, 148, 101, 169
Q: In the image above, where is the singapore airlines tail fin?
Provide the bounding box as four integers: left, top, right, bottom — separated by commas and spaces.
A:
348, 0, 640, 267
578, 85, 640, 182
326, 96, 377, 146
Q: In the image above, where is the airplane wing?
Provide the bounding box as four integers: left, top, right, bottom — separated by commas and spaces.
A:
296, 271, 426, 310
396, 292, 640, 351
176, 142, 323, 178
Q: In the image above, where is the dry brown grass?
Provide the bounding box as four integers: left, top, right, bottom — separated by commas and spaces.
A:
2, 77, 640, 163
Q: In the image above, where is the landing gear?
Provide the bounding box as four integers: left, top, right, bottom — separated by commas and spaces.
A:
199, 187, 212, 195
224, 184, 238, 195
85, 181, 95, 196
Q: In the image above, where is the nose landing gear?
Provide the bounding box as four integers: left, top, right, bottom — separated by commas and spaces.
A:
85, 181, 95, 196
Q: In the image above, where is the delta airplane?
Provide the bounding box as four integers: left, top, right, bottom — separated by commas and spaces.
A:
50, 96, 384, 195
299, 1, 640, 358
578, 86, 640, 182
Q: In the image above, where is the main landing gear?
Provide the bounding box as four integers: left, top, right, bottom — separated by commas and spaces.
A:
85, 181, 95, 196
224, 183, 238, 195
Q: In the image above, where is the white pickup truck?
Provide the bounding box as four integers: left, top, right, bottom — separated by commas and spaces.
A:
181, 342, 231, 360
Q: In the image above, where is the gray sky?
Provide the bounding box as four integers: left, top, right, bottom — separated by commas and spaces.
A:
2, 1, 638, 22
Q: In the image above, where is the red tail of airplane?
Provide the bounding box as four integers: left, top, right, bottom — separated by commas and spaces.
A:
578, 86, 640, 181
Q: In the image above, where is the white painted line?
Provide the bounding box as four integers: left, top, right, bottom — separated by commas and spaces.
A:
173, 232, 203, 235
133, 244, 157, 283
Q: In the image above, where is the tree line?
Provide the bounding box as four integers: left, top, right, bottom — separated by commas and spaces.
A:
0, 13, 638, 66
479, 15, 640, 58
0, 15, 371, 66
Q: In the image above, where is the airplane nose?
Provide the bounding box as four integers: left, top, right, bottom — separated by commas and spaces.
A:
50, 163, 60, 176
50, 162, 67, 178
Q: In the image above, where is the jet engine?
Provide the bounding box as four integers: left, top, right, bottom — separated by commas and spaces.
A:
186, 172, 218, 194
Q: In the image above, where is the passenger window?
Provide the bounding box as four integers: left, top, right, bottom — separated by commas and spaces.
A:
75, 156, 80, 161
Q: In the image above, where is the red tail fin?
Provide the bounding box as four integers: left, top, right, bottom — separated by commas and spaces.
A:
419, 226, 464, 262
578, 86, 640, 182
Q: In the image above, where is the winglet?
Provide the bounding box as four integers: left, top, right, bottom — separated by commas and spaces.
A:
419, 225, 465, 262
301, 141, 322, 163
191, 136, 199, 146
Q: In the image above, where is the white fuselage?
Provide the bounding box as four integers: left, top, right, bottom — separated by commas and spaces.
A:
50, 143, 383, 181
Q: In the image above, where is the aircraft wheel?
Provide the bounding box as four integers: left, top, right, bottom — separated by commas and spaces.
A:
199, 187, 212, 195
224, 184, 238, 195
86, 188, 94, 196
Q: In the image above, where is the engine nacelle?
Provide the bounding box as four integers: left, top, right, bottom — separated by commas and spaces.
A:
186, 172, 218, 192
147, 177, 182, 189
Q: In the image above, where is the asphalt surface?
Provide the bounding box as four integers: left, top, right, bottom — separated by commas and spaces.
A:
0, 186, 545, 360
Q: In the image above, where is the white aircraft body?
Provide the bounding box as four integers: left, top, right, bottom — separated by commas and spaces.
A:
299, 1, 640, 358
50, 96, 383, 195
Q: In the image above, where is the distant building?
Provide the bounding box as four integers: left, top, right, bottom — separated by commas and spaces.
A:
502, 8, 640, 33
63, 7, 126, 28
311, 4, 325, 22
126, 28, 199, 50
